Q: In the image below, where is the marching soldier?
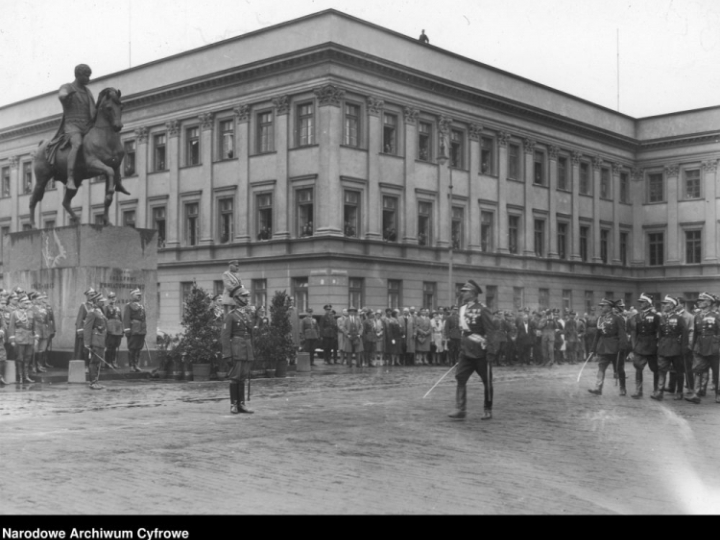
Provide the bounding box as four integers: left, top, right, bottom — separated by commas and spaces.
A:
655, 295, 687, 401
221, 285, 255, 414
686, 292, 720, 404
299, 308, 320, 366
122, 288, 146, 373
9, 294, 39, 384
319, 304, 339, 365
84, 292, 108, 390
30, 292, 54, 373
666, 297, 695, 396
104, 292, 124, 369
589, 299, 629, 396
74, 288, 95, 367
448, 280, 495, 420
220, 260, 243, 315
630, 293, 662, 399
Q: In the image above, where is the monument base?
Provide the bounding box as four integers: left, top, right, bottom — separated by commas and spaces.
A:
68, 360, 87, 384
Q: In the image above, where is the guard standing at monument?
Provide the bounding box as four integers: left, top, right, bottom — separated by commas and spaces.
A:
30, 292, 53, 373
9, 294, 38, 384
655, 295, 687, 401
75, 288, 95, 368
221, 260, 243, 315
630, 293, 662, 399
104, 292, 124, 369
84, 292, 108, 390
221, 285, 255, 414
588, 299, 629, 396
685, 292, 720, 404
448, 280, 495, 420
123, 288, 146, 373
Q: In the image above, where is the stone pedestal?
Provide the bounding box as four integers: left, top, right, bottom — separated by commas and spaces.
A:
68, 360, 87, 384
2, 225, 158, 353
4, 360, 16, 384
296, 352, 311, 372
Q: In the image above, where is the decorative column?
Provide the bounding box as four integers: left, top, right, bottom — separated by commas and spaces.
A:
134, 126, 148, 228
630, 168, 645, 266
437, 115, 452, 249
269, 96, 290, 240
8, 156, 19, 230
397, 98, 416, 244
467, 124, 482, 250
591, 156, 603, 263
314, 84, 344, 237
547, 145, 559, 258
365, 98, 387, 241
665, 163, 680, 264
611, 163, 622, 265
522, 138, 536, 256
570, 151, 581, 261
497, 132, 510, 253
198, 112, 215, 245
165, 119, 180, 249
702, 160, 718, 262
233, 104, 251, 243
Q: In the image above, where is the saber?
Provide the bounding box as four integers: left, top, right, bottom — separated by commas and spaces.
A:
87, 347, 120, 372
143, 339, 152, 371
576, 352, 595, 383
423, 362, 457, 399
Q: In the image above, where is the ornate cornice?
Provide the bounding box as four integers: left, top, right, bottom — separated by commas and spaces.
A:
701, 160, 718, 172
571, 151, 582, 165
592, 156, 604, 170
199, 112, 214, 130
272, 95, 289, 115
631, 167, 644, 181
314, 84, 344, 107
548, 145, 559, 161
8, 155, 19, 168
497, 131, 511, 147
166, 120, 180, 137
664, 163, 679, 177
403, 107, 419, 124
523, 138, 536, 154
438, 116, 452, 134
233, 104, 250, 122
366, 96, 384, 116
469, 124, 483, 141
134, 126, 148, 143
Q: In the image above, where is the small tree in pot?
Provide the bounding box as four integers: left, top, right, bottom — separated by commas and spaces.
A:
254, 290, 296, 377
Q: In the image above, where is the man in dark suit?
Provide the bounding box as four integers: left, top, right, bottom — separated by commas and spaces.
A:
319, 304, 338, 364
74, 288, 95, 366
515, 312, 534, 365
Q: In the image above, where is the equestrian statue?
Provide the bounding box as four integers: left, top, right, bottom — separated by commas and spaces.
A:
30, 64, 130, 227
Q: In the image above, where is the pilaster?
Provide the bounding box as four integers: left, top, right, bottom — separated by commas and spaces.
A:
314, 84, 344, 237
591, 156, 602, 263
467, 124, 482, 250
272, 96, 290, 240
630, 168, 645, 266
522, 138, 535, 257
496, 132, 510, 253
547, 145, 559, 258
611, 163, 622, 265
233, 105, 251, 243
570, 151, 581, 261
135, 126, 148, 228
702, 160, 718, 262
437, 115, 452, 249
199, 112, 214, 246
165, 119, 180, 249
665, 163, 680, 264
8, 156, 18, 231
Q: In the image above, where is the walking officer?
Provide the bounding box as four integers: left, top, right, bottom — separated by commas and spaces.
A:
122, 288, 146, 372
655, 295, 687, 401
221, 285, 255, 414
9, 294, 38, 384
588, 299, 629, 396
84, 291, 108, 390
103, 292, 124, 369
448, 279, 495, 420
630, 293, 662, 399
685, 292, 720, 404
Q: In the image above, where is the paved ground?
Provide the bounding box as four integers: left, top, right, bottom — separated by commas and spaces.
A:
1, 362, 719, 515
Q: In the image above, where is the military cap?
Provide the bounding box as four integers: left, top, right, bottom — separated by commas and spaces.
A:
637, 293, 653, 304
323, 304, 333, 310
661, 295, 679, 307
230, 285, 249, 298
130, 288, 143, 297
107, 292, 117, 299
84, 287, 96, 296
89, 291, 103, 302
36, 292, 48, 301
460, 279, 482, 295
348, 306, 358, 312
13, 286, 24, 294
27, 291, 39, 300
229, 260, 240, 266
698, 292, 714, 303
18, 294, 30, 304
598, 298, 614, 307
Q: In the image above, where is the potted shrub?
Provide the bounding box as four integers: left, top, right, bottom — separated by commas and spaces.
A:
176, 280, 222, 381
254, 290, 296, 377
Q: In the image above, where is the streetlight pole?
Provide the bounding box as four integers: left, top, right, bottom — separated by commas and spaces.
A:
438, 135, 453, 309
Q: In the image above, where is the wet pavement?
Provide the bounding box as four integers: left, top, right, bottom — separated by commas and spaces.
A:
1, 362, 720, 514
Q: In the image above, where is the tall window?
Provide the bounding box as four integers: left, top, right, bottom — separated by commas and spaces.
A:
508, 215, 520, 254
684, 169, 701, 199
22, 162, 32, 194
0, 226, 9, 261
122, 209, 136, 228
383, 196, 398, 242
297, 188, 314, 237
22, 223, 32, 231
44, 219, 55, 230
579, 162, 590, 195
388, 280, 402, 309
154, 134, 166, 171
186, 127, 199, 166
292, 277, 309, 313
508, 143, 520, 180
620, 172, 629, 203
620, 231, 628, 266
534, 219, 545, 257
257, 193, 272, 240
686, 230, 702, 264
252, 279, 267, 309
556, 156, 568, 191
123, 140, 136, 176
185, 202, 199, 246
600, 168, 610, 199
451, 207, 463, 249
485, 285, 497, 311
344, 103, 360, 147
600, 229, 609, 263
422, 282, 436, 310
219, 119, 235, 159
538, 288, 549, 310
513, 287, 524, 310
648, 173, 664, 203
257, 111, 273, 153
480, 211, 494, 252
481, 136, 494, 175
624, 292, 633, 309
1, 167, 9, 198
585, 291, 594, 313
344, 191, 360, 237
213, 280, 224, 299
417, 201, 432, 246
418, 122, 432, 161
533, 151, 545, 185
152, 207, 166, 248
580, 226, 589, 262
648, 232, 664, 266
349, 278, 364, 308
383, 113, 397, 154
562, 290, 572, 311
450, 130, 463, 169
297, 103, 315, 146
94, 213, 105, 225
218, 198, 234, 244
557, 222, 568, 260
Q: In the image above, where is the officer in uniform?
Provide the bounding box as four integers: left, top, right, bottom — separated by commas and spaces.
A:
655, 295, 687, 401
9, 294, 38, 384
319, 304, 339, 365
588, 299, 629, 396
584, 308, 599, 359
75, 288, 95, 365
220, 260, 243, 315
299, 308, 320, 366
686, 292, 720, 404
104, 292, 124, 369
221, 285, 255, 414
3, 292, 18, 365
0, 295, 7, 385
630, 293, 662, 399
37, 292, 55, 370
448, 280, 495, 420
29, 292, 51, 373
84, 292, 108, 390
122, 288, 146, 372
444, 305, 462, 365
666, 297, 695, 396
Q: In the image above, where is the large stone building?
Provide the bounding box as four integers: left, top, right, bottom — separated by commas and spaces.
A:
1, 9, 719, 336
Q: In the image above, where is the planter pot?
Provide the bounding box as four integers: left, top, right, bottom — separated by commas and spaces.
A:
192, 363, 212, 382
172, 357, 185, 380
265, 368, 276, 378
275, 359, 288, 378
183, 357, 193, 381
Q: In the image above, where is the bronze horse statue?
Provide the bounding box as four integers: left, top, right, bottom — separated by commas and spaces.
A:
30, 87, 126, 227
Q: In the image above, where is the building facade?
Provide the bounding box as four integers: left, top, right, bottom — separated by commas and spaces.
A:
1, 10, 719, 336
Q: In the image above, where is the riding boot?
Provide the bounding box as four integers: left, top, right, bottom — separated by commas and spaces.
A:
35, 355, 47, 373
619, 373, 627, 396
685, 374, 702, 404
22, 362, 34, 383
115, 179, 131, 196
651, 372, 666, 401
238, 381, 254, 414
448, 385, 467, 419
653, 371, 659, 393
42, 351, 53, 369
588, 368, 604, 395
666, 371, 677, 393
631, 371, 643, 399
699, 372, 708, 397
230, 382, 240, 414
674, 373, 685, 400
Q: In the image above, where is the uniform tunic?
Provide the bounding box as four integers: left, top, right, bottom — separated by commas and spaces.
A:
691, 310, 720, 376
657, 310, 686, 375
221, 308, 255, 381
9, 309, 37, 364
104, 303, 124, 348
123, 301, 147, 350
455, 300, 495, 411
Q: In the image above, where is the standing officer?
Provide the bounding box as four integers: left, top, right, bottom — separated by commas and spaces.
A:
220, 260, 243, 315
122, 288, 146, 372
448, 280, 495, 420
538, 309, 559, 367
343, 306, 364, 367
686, 292, 720, 404
0, 297, 7, 385
74, 287, 95, 366
630, 293, 662, 399
588, 299, 629, 396
221, 285, 255, 414
9, 294, 38, 384
30, 292, 53, 374
319, 304, 338, 365
104, 292, 124, 369
300, 308, 320, 366
3, 292, 18, 369
84, 292, 108, 390
666, 297, 695, 396
655, 295, 686, 401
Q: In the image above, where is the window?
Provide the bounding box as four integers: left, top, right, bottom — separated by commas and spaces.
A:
344, 191, 360, 237
600, 229, 609, 263
185, 127, 199, 166
388, 280, 402, 309
579, 162, 590, 195
22, 223, 32, 231
154, 134, 167, 171
418, 122, 432, 161
0, 226, 9, 261
539, 288, 549, 310
513, 287, 524, 310
349, 278, 364, 308
620, 172, 629, 203
94, 213, 105, 225
214, 280, 224, 298
585, 291, 594, 313
480, 136, 494, 175
422, 282, 436, 310
297, 188, 314, 237
383, 113, 397, 154
508, 215, 520, 254
1, 167, 9, 198
417, 201, 432, 246
44, 220, 55, 230
480, 211, 494, 252
257, 193, 272, 240
123, 140, 136, 176
185, 202, 199, 246
562, 290, 572, 311
557, 222, 568, 260
22, 162, 32, 194
451, 207, 463, 249
455, 283, 464, 305
344, 103, 360, 147
557, 156, 568, 190
292, 278, 309, 313
620, 231, 628, 267
648, 232, 664, 266
686, 230, 702, 264
534, 219, 545, 258
152, 207, 166, 248
297, 103, 315, 147
580, 226, 589, 262
508, 143, 520, 180
122, 209, 136, 228
533, 150, 545, 185
383, 196, 398, 242
605, 291, 615, 300
257, 111, 274, 153
450, 129, 463, 169
252, 279, 267, 309
181, 281, 193, 316
218, 198, 234, 244
648, 173, 664, 203
219, 119, 235, 159
485, 285, 497, 311
684, 169, 701, 199
600, 168, 611, 199
624, 292, 633, 309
